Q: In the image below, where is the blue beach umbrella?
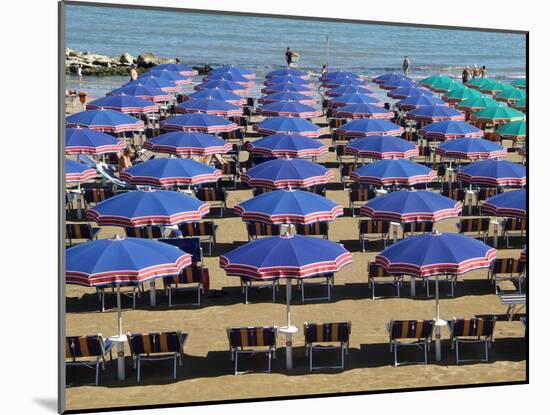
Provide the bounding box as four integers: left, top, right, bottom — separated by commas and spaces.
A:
160, 113, 238, 134
140, 70, 192, 85
407, 105, 465, 122
245, 134, 328, 158
435, 138, 507, 160
345, 135, 418, 159
325, 85, 375, 97
210, 65, 255, 79
65, 128, 126, 155
265, 75, 313, 86
203, 71, 252, 85
418, 120, 483, 140
86, 95, 159, 114
350, 159, 436, 186
330, 93, 382, 108
143, 131, 232, 156
379, 77, 418, 91
119, 158, 221, 187
387, 86, 434, 100
481, 189, 526, 218
126, 77, 180, 93
241, 157, 333, 189
335, 118, 404, 137
107, 84, 171, 102
186, 88, 246, 106
86, 189, 209, 227
258, 92, 317, 106
175, 98, 243, 117
258, 101, 321, 118
396, 95, 447, 110
66, 109, 144, 133
234, 189, 343, 225
151, 63, 198, 76
66, 158, 97, 183
457, 160, 526, 187
372, 72, 411, 85
261, 82, 315, 96
334, 103, 394, 119
194, 80, 251, 94
266, 68, 309, 78
322, 71, 361, 80
360, 189, 462, 223
254, 116, 324, 137
323, 77, 367, 88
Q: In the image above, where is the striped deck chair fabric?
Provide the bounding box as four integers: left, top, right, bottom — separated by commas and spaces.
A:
303, 321, 351, 371
163, 266, 207, 306
226, 326, 277, 375
158, 237, 202, 265
340, 163, 358, 187
65, 223, 100, 246
502, 218, 526, 247
82, 188, 114, 206
387, 320, 434, 366
359, 220, 390, 251
295, 222, 329, 239
402, 221, 434, 236
246, 222, 280, 240
126, 331, 188, 382
476, 187, 503, 204
252, 187, 272, 197
457, 218, 490, 242
349, 187, 376, 216
177, 221, 217, 255
124, 226, 164, 239
368, 262, 402, 299
490, 258, 525, 293
66, 334, 113, 386
195, 187, 226, 216
448, 317, 497, 364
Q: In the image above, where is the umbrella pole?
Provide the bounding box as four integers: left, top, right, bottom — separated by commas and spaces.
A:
279, 277, 297, 370
115, 284, 126, 380
117, 284, 123, 337
434, 275, 446, 362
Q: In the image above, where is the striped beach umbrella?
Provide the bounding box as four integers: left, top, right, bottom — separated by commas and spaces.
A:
360, 190, 462, 223
481, 189, 526, 219
470, 106, 525, 124
241, 158, 333, 189
185, 88, 246, 106
66, 159, 97, 183
194, 80, 251, 95
350, 159, 437, 186
335, 119, 404, 138
406, 105, 465, 122
143, 131, 232, 156
120, 158, 221, 187
140, 69, 192, 85
512, 79, 526, 89
66, 128, 126, 155
265, 75, 314, 87
325, 85, 376, 97
126, 78, 181, 93
496, 120, 526, 141
322, 71, 361, 81
372, 72, 410, 84
334, 103, 394, 119
152, 63, 198, 76
210, 65, 255, 80
323, 77, 367, 89
258, 92, 317, 106
418, 120, 484, 140
175, 98, 243, 117
107, 84, 171, 102
245, 134, 328, 158
86, 95, 159, 114
345, 135, 418, 159
234, 189, 343, 225
442, 87, 482, 104
203, 71, 254, 86
329, 93, 383, 108
160, 113, 239, 134
261, 82, 315, 96
455, 96, 501, 112
457, 160, 526, 186
495, 88, 526, 103
380, 78, 418, 91
510, 98, 526, 112
387, 86, 434, 100
396, 95, 447, 111
435, 138, 507, 160
86, 189, 209, 227
66, 109, 144, 133
266, 68, 309, 79
258, 101, 322, 118
254, 116, 325, 137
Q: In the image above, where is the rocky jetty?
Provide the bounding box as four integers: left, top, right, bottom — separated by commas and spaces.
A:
65, 49, 213, 76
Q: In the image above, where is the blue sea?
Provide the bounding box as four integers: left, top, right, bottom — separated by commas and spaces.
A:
65, 4, 526, 99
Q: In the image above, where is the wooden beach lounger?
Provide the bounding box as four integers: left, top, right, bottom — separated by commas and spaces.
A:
358, 220, 391, 252
163, 266, 208, 307
66, 334, 113, 386
501, 218, 526, 248
368, 262, 403, 299
499, 293, 526, 321
387, 320, 434, 366
194, 187, 227, 217
348, 187, 376, 217
489, 258, 525, 294
448, 317, 497, 364
226, 326, 277, 375
295, 222, 329, 239
65, 223, 100, 247
303, 321, 351, 371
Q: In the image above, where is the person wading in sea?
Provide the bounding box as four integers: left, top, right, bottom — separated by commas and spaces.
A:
285, 47, 299, 68
402, 56, 411, 75
462, 66, 471, 84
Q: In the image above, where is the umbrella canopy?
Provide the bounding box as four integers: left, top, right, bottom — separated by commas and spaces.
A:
258, 92, 317, 106
65, 128, 126, 155
322, 71, 361, 81
455, 96, 501, 112
334, 103, 393, 119
511, 98, 526, 112
435, 138, 507, 160
258, 101, 322, 118
418, 120, 483, 140
234, 189, 343, 224
345, 135, 418, 159
457, 160, 526, 186
266, 68, 309, 79
86, 95, 159, 114
185, 88, 246, 106
194, 80, 251, 95
152, 63, 198, 76
387, 86, 434, 100
379, 78, 418, 91
329, 93, 383, 108
175, 98, 243, 117
261, 82, 315, 96
351, 159, 437, 186
119, 158, 221, 187
126, 78, 180, 93
512, 78, 526, 89
140, 69, 192, 85
107, 84, 171, 102
335, 119, 404, 137
396, 95, 447, 111
481, 189, 526, 218
241, 158, 333, 188
496, 120, 526, 140
245, 134, 328, 158
265, 75, 314, 87
143, 131, 232, 156
360, 189, 462, 222
66, 109, 144, 133
325, 85, 375, 97
442, 87, 482, 103
160, 113, 239, 134
423, 76, 461, 93
220, 234, 352, 279
203, 71, 253, 85
372, 73, 410, 85
495, 88, 526, 103
407, 105, 465, 122
470, 106, 525, 124
466, 77, 495, 90
210, 65, 255, 79
479, 81, 515, 95
66, 159, 97, 183
86, 189, 209, 227
253, 116, 324, 137
323, 77, 368, 89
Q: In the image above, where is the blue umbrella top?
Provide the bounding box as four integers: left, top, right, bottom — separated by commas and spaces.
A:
86, 95, 159, 112
436, 138, 506, 158
140, 70, 191, 83
267, 68, 308, 78
408, 105, 464, 119
345, 135, 418, 158
204, 71, 251, 83
372, 72, 411, 84
388, 86, 434, 99
186, 88, 244, 103
324, 78, 367, 87
197, 79, 248, 91
396, 95, 447, 108
210, 65, 254, 77
66, 109, 144, 132
263, 82, 312, 93
331, 93, 382, 106
254, 116, 324, 136
266, 75, 312, 85
352, 159, 435, 179
143, 131, 231, 155
481, 189, 526, 218
322, 71, 361, 80
419, 120, 483, 138
177, 98, 241, 112
326, 85, 376, 96
107, 84, 169, 100
457, 160, 526, 186
336, 118, 404, 136
66, 158, 95, 175
245, 134, 327, 157
151, 63, 196, 74
260, 91, 316, 103
126, 77, 177, 90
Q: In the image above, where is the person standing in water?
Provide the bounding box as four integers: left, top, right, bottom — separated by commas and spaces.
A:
285, 47, 299, 68
402, 56, 411, 75
321, 64, 328, 77
129, 64, 138, 82
480, 65, 488, 78
462, 66, 471, 84
472, 64, 479, 78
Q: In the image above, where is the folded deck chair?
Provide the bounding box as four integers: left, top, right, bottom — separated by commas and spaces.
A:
226, 326, 277, 375
303, 321, 351, 371
65, 334, 113, 386
448, 317, 497, 364
126, 331, 188, 382
387, 320, 434, 366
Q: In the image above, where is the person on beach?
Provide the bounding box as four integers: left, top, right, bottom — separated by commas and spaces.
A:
285, 47, 298, 67
402, 56, 411, 75
117, 146, 136, 172
321, 64, 328, 77
472, 64, 479, 79
462, 66, 471, 84
129, 64, 138, 82
480, 65, 488, 78
175, 58, 180, 64
76, 64, 82, 81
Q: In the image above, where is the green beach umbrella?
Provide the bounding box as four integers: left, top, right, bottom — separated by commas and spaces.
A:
420, 75, 449, 87
480, 81, 516, 95
512, 78, 526, 89
426, 76, 461, 93
466, 77, 496, 90
443, 87, 482, 103
496, 120, 526, 140
470, 106, 525, 124
456, 96, 501, 112
495, 88, 526, 103
511, 98, 526, 112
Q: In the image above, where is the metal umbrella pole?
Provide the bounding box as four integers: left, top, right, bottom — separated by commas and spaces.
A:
279, 277, 298, 369
433, 274, 448, 361
111, 284, 126, 380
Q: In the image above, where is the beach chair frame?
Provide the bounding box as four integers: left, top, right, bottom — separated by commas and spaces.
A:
177, 221, 217, 256
348, 187, 376, 217
96, 283, 142, 312
358, 220, 391, 252
448, 317, 497, 364
297, 274, 334, 302
303, 321, 351, 371
368, 262, 403, 299
226, 326, 277, 375
65, 334, 113, 386
240, 276, 280, 304
295, 222, 329, 239
245, 222, 281, 241
502, 218, 526, 248
489, 258, 525, 294
387, 320, 434, 366
194, 187, 227, 217
163, 266, 205, 307
65, 223, 100, 247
